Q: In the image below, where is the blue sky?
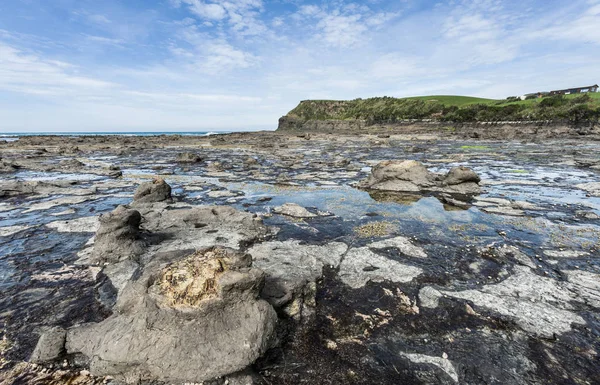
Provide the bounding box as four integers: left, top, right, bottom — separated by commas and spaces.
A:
0, 0, 598, 132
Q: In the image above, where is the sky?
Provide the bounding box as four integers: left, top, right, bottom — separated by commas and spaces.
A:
0, 0, 599, 132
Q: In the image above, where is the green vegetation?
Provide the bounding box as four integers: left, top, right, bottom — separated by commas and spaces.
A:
286, 93, 600, 124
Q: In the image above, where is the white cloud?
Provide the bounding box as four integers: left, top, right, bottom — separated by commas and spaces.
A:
0, 43, 117, 96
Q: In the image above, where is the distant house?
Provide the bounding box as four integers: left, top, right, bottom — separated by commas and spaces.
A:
548, 84, 598, 96
520, 92, 548, 100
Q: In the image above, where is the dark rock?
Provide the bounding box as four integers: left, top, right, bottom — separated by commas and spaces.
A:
92, 205, 145, 264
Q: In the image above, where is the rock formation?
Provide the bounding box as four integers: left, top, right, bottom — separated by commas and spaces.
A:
359, 160, 481, 196
65, 246, 277, 383
132, 178, 172, 203
91, 205, 145, 264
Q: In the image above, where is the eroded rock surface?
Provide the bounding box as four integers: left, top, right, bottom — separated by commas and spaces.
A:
65, 247, 277, 383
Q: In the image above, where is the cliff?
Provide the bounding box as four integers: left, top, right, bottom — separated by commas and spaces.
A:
277, 95, 600, 137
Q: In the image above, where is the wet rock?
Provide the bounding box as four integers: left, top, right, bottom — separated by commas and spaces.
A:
176, 152, 203, 163
359, 160, 481, 196
207, 189, 237, 198
66, 247, 277, 383
45, 216, 100, 233
92, 205, 145, 264
367, 236, 428, 259
433, 265, 588, 337
248, 240, 347, 319
399, 352, 459, 384
576, 182, 600, 197
30, 327, 66, 363
418, 287, 442, 309
0, 224, 31, 237
272, 203, 317, 218
575, 210, 600, 220
543, 249, 589, 259
132, 178, 172, 203
339, 246, 423, 289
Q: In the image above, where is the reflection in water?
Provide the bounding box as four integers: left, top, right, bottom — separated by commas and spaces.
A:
368, 190, 422, 205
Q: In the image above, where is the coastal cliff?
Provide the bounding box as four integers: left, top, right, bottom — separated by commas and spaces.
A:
278, 96, 600, 138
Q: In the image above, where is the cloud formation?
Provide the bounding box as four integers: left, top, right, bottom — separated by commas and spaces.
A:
0, 0, 598, 132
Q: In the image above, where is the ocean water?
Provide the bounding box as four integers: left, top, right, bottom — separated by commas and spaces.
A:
0, 131, 229, 142
0, 131, 226, 138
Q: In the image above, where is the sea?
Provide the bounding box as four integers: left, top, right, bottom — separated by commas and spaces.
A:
0, 131, 227, 142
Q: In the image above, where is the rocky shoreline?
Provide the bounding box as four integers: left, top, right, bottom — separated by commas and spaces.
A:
1, 132, 599, 384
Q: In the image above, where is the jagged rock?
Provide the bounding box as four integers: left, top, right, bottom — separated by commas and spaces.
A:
176, 152, 203, 163
133, 178, 172, 203
92, 205, 145, 264
273, 203, 317, 218
359, 160, 481, 196
30, 327, 66, 363
66, 247, 277, 384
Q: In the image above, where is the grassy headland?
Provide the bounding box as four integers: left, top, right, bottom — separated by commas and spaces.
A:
284, 93, 600, 124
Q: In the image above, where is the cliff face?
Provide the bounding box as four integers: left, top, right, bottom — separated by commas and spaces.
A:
277, 116, 600, 140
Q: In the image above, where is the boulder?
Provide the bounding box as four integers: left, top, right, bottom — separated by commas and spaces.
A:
444, 166, 481, 185
359, 160, 437, 192
360, 160, 481, 197
133, 178, 172, 203
92, 205, 145, 264
30, 327, 66, 363
66, 247, 277, 383
176, 152, 203, 163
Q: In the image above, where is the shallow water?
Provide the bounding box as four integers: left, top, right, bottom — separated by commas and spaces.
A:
1, 138, 599, 383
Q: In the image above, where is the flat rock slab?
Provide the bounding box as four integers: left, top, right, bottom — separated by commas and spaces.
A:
339, 247, 423, 289
45, 216, 100, 233
430, 265, 591, 337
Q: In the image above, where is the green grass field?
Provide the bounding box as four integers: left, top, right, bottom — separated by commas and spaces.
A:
286, 92, 600, 124
405, 92, 600, 107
